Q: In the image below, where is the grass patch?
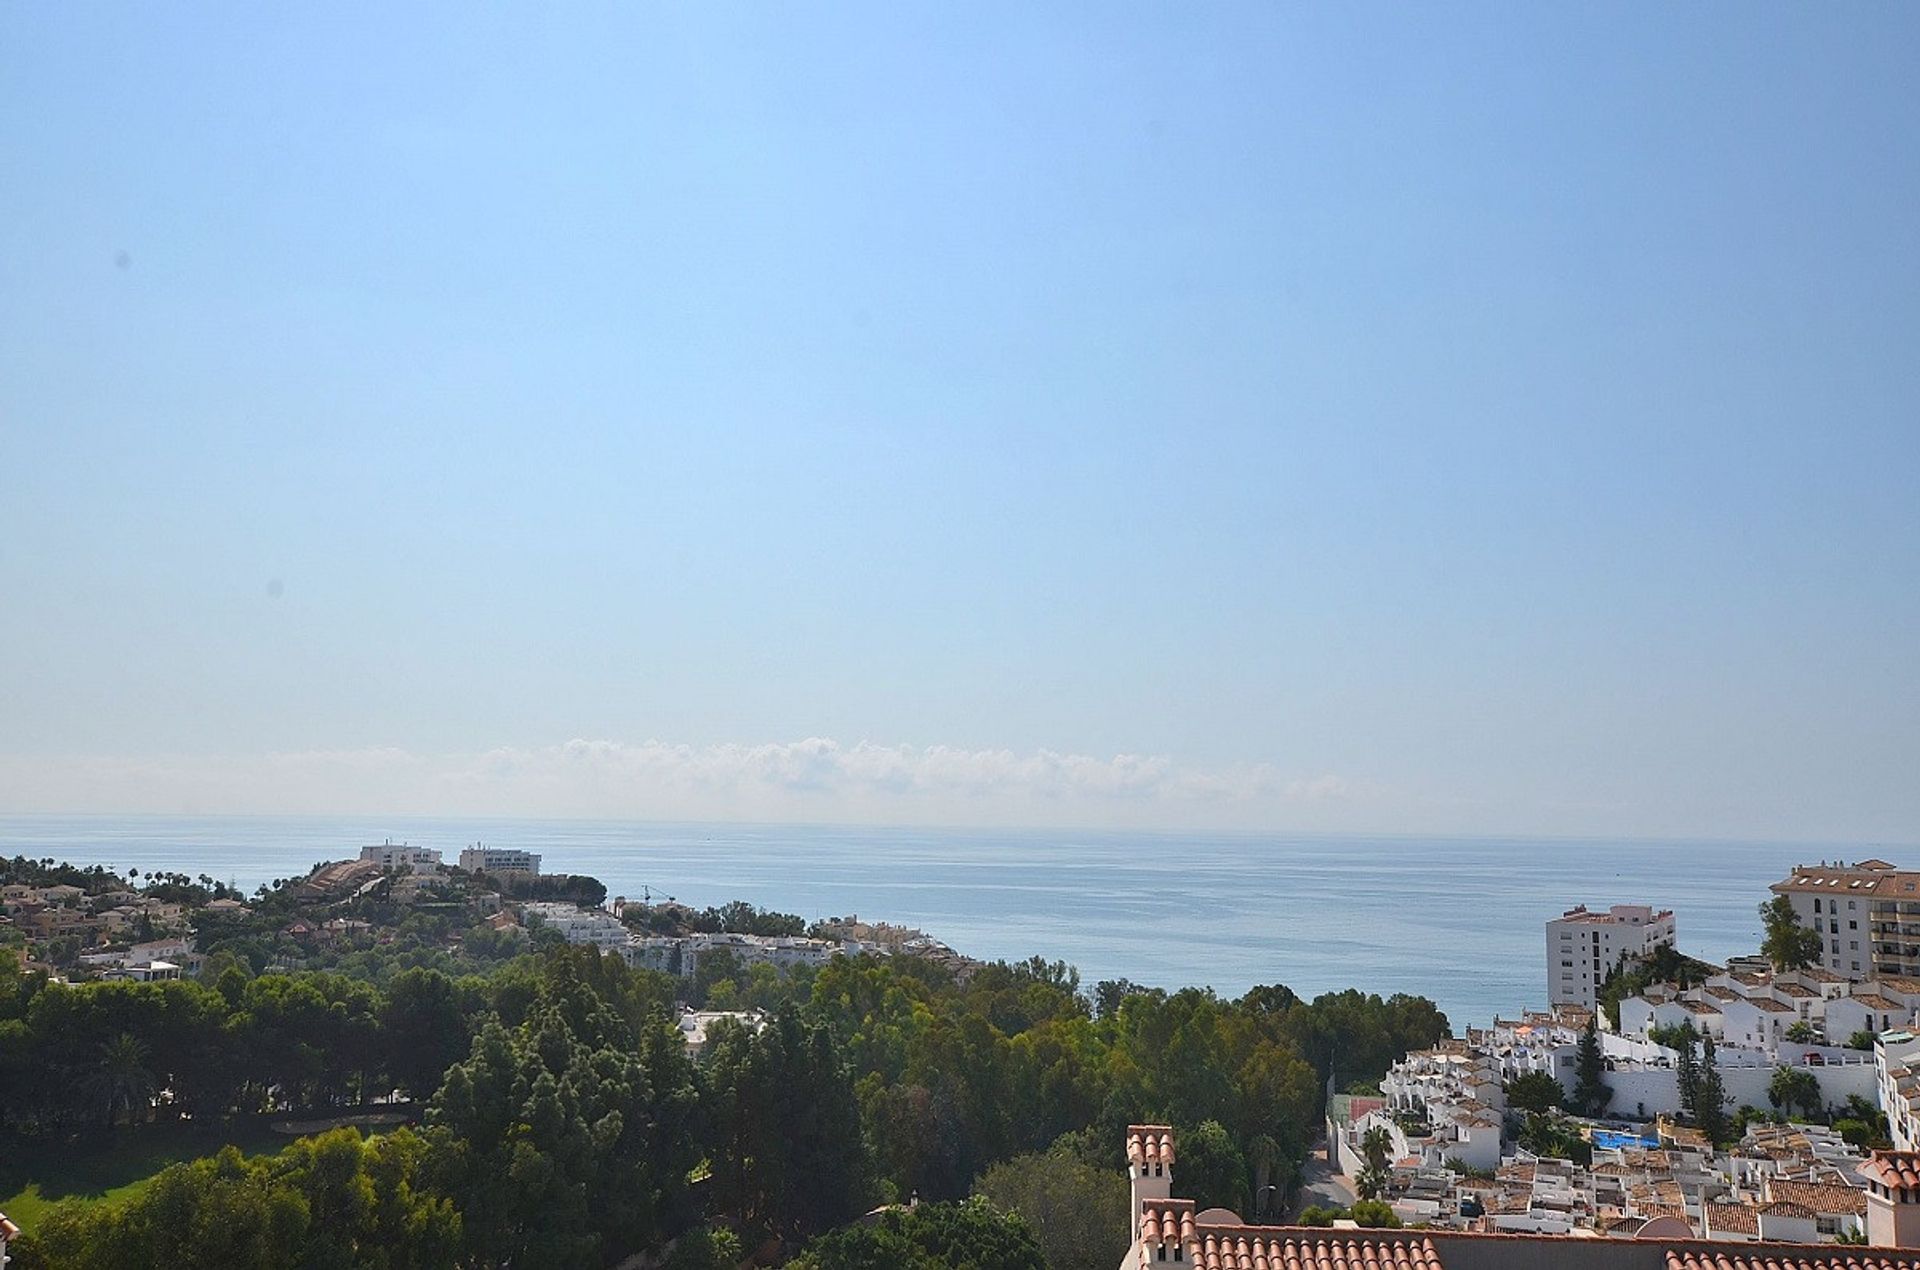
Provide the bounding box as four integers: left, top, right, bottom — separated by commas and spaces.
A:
0, 1119, 288, 1234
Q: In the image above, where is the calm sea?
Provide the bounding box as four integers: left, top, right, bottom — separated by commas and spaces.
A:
0, 815, 1880, 1029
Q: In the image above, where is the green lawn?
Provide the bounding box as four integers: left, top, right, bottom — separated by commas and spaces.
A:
0, 1119, 289, 1234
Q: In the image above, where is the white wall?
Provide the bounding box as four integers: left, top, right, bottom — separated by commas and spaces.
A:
1600, 1059, 1877, 1119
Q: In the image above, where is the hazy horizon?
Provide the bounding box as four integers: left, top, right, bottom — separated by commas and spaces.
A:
5, 6, 1917, 842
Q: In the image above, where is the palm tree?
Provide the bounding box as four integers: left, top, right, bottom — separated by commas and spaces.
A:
1360, 1125, 1392, 1173
87, 1032, 156, 1128
1245, 1133, 1281, 1217
1355, 1124, 1393, 1201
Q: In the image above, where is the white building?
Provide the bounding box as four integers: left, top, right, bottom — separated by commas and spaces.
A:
1771, 859, 1916, 982
359, 840, 443, 870
1547, 904, 1677, 1010
458, 845, 541, 876
521, 902, 627, 948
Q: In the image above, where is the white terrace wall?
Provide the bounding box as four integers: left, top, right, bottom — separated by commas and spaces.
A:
1600, 1059, 1877, 1118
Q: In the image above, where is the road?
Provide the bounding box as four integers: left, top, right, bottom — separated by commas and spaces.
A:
1290, 1140, 1358, 1217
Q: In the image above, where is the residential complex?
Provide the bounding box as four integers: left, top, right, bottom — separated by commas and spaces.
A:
1121, 1123, 1920, 1269
358, 840, 443, 870
457, 845, 542, 876
1771, 860, 1920, 981
520, 901, 630, 948
1549, 904, 1678, 1009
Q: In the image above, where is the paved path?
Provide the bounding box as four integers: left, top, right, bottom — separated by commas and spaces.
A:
1292, 1143, 1357, 1217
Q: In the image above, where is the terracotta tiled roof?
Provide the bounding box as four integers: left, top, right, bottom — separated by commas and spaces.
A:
1860, 1151, 1920, 1189
1188, 1230, 1442, 1270
1878, 976, 1920, 995
1771, 866, 1907, 896
1750, 998, 1794, 1013
1705, 1203, 1759, 1235
1759, 1200, 1817, 1219
1667, 1253, 1920, 1270
1127, 1124, 1176, 1166
1852, 993, 1905, 1009
1140, 1199, 1196, 1246
1706, 986, 1742, 1000
1765, 1178, 1868, 1215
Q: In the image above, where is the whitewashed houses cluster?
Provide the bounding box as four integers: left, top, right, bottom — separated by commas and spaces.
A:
508, 900, 870, 979
1342, 861, 1920, 1247
1615, 966, 1920, 1054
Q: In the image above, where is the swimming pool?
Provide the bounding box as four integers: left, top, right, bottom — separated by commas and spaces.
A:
1590, 1129, 1660, 1151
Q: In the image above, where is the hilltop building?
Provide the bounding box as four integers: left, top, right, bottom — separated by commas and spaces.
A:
458, 845, 541, 877
1771, 860, 1918, 981
1549, 905, 1678, 1010
359, 840, 443, 870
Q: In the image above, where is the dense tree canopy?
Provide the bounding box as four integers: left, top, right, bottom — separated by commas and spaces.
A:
785, 1199, 1046, 1270
5, 880, 1451, 1268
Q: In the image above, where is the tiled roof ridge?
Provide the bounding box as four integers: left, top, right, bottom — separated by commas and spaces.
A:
1126, 1124, 1176, 1165
1861, 1150, 1920, 1189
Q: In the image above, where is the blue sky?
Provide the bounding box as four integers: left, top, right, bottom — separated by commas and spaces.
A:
2, 5, 1916, 838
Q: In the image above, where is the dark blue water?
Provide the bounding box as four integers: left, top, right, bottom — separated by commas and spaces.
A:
0, 815, 1885, 1029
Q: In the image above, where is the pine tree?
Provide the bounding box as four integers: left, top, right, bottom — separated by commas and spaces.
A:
1673, 1022, 1700, 1119
1696, 1034, 1730, 1146
1571, 1018, 1610, 1118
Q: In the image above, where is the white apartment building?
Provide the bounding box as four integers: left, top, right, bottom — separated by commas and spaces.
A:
1878, 1031, 1920, 1152
359, 840, 443, 870
458, 845, 542, 876
1771, 859, 1917, 981
1547, 904, 1677, 1010
520, 902, 627, 948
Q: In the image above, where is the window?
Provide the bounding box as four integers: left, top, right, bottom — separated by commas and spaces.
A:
1815, 898, 1823, 912
1853, 961, 1862, 971
1851, 941, 1859, 951
1851, 900, 1858, 910
1851, 920, 1858, 929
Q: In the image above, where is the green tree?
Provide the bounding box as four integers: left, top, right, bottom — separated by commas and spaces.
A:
425, 955, 700, 1267
1348, 1199, 1402, 1228
22, 1129, 458, 1270
706, 1007, 872, 1239
1785, 1020, 1817, 1044
1177, 1120, 1247, 1214
1504, 1070, 1564, 1114
1355, 1124, 1392, 1200
380, 968, 470, 1101
1695, 1035, 1730, 1146
1768, 1066, 1823, 1121
85, 1032, 155, 1128
973, 1148, 1128, 1270
1760, 895, 1823, 972
788, 1200, 1045, 1270
664, 1226, 746, 1270
1673, 1023, 1700, 1118
1569, 1019, 1611, 1118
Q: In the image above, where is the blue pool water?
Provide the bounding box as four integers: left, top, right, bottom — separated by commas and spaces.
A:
1591, 1130, 1660, 1151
